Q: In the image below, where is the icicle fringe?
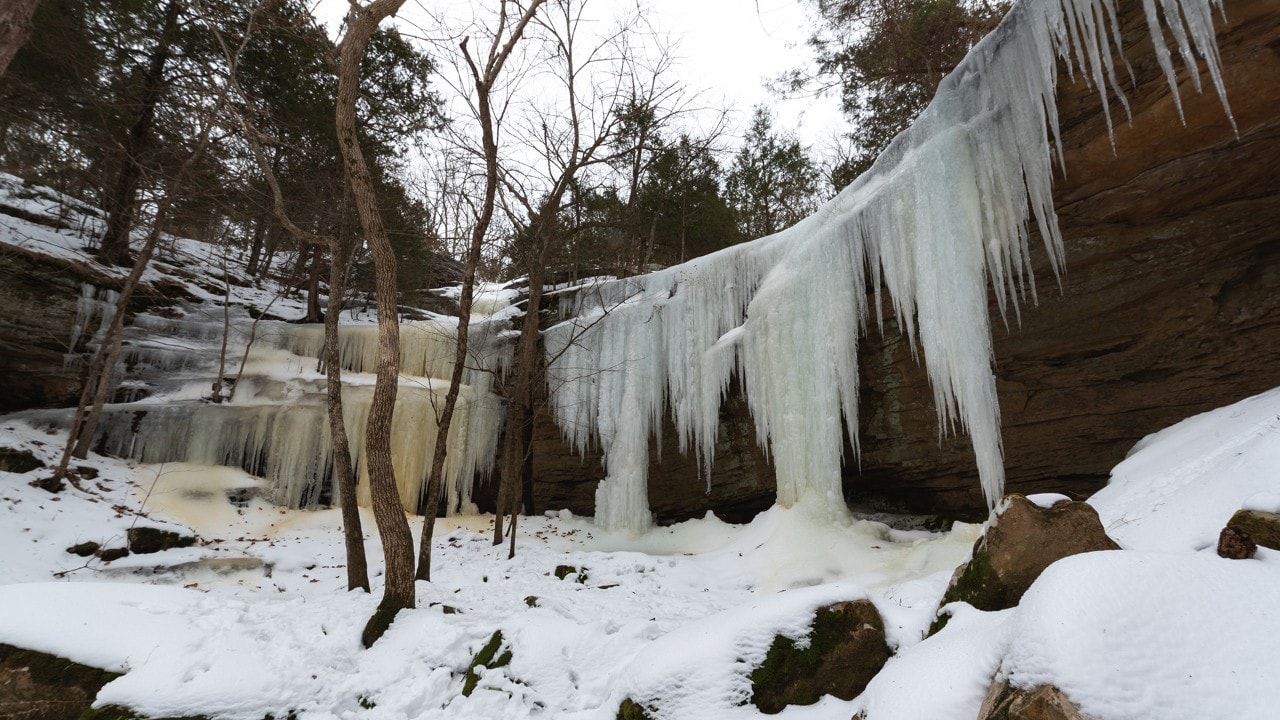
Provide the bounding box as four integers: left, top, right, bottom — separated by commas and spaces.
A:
545, 0, 1232, 530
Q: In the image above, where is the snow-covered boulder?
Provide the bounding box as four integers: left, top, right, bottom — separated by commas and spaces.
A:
931, 495, 1118, 633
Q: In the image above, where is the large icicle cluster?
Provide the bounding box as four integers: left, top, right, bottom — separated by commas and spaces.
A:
546, 0, 1231, 532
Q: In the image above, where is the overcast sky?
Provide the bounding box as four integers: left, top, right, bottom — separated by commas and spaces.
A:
315, 0, 847, 152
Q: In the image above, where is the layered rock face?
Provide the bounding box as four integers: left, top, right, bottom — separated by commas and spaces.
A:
851, 0, 1280, 517
531, 0, 1280, 521
0, 248, 99, 414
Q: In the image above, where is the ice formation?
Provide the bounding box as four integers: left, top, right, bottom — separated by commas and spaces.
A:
45, 308, 510, 515
546, 0, 1232, 531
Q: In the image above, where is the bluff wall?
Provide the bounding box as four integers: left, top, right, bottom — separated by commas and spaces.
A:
529, 0, 1280, 522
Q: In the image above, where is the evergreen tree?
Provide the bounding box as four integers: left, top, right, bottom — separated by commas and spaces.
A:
791, 0, 1006, 185
725, 106, 820, 239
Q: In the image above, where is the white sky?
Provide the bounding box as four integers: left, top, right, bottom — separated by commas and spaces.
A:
315, 0, 848, 154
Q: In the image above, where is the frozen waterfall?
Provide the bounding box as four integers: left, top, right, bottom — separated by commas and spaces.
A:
545, 0, 1232, 532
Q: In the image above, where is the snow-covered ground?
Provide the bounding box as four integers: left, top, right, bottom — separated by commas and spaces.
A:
2, 386, 1279, 719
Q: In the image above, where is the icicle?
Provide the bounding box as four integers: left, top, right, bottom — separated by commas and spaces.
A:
544, 0, 1234, 528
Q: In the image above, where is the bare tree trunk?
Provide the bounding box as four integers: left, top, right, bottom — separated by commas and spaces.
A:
0, 0, 40, 78
325, 239, 370, 592
415, 0, 547, 582
97, 0, 180, 267
494, 251, 545, 547
203, 4, 372, 596
335, 0, 414, 648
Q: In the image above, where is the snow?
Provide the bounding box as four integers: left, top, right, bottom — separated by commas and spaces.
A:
0, 0, 1266, 716
999, 551, 1280, 720
5, 385, 1279, 718
1089, 386, 1280, 552
0, 414, 980, 719
544, 0, 1234, 530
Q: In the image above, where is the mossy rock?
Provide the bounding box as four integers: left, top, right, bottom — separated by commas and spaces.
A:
126, 527, 196, 555
930, 495, 1119, 636
96, 548, 129, 563
67, 542, 101, 558
1226, 509, 1280, 551
0, 447, 44, 473
0, 643, 120, 720
616, 697, 655, 720
462, 630, 513, 697
749, 599, 890, 714
554, 565, 587, 583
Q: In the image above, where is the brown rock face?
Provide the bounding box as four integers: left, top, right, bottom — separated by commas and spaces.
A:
0, 250, 89, 414
529, 380, 777, 524
979, 679, 1088, 720
932, 495, 1118, 632
850, 0, 1280, 518
531, 0, 1280, 523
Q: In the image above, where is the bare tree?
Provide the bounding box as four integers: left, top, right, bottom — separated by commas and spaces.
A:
204, 0, 371, 594
488, 0, 688, 552
0, 0, 41, 77
335, 0, 415, 647
414, 0, 547, 582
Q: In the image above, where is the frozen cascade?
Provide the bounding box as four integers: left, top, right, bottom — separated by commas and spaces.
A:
545, 0, 1231, 531
65, 283, 118, 368
46, 306, 511, 515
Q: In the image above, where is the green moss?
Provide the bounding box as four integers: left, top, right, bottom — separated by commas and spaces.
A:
462, 630, 511, 697
749, 602, 888, 713
616, 697, 655, 720
96, 547, 130, 562
361, 598, 404, 648
1228, 510, 1280, 551
126, 527, 197, 554
928, 549, 994, 637
67, 541, 101, 557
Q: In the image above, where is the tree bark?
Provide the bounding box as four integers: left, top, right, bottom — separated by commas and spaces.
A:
97, 0, 180, 267
325, 239, 370, 592
335, 0, 414, 647
0, 0, 41, 78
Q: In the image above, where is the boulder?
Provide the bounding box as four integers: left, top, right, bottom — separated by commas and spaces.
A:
615, 698, 654, 720
979, 677, 1087, 720
1225, 509, 1280, 551
126, 527, 196, 554
462, 630, 512, 697
749, 599, 890, 714
932, 495, 1118, 633
1217, 525, 1257, 559
0, 447, 44, 474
